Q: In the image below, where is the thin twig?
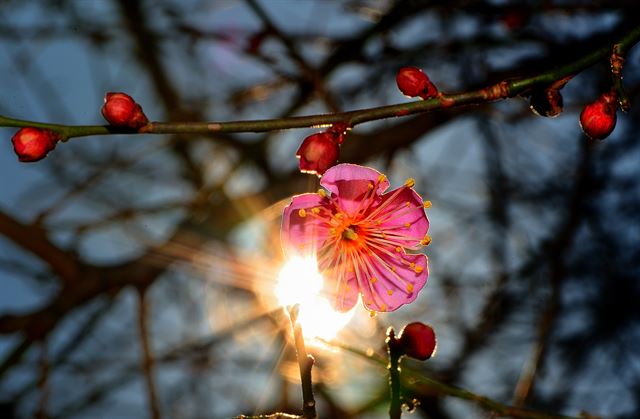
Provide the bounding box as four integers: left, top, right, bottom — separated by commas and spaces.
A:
386, 328, 402, 419
138, 288, 161, 419
287, 305, 317, 419
36, 341, 49, 419
244, 0, 340, 112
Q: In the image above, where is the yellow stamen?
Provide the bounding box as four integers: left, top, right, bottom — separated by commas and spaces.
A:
317, 189, 326, 197
406, 283, 414, 293
423, 200, 432, 208
420, 235, 432, 246
387, 289, 393, 296
414, 265, 424, 273
311, 207, 320, 214
298, 209, 307, 218
405, 201, 411, 207
409, 262, 415, 269
404, 222, 411, 228
370, 277, 377, 283
342, 228, 358, 241
395, 247, 402, 253
404, 178, 415, 188
379, 304, 387, 312
377, 174, 386, 183
368, 182, 374, 190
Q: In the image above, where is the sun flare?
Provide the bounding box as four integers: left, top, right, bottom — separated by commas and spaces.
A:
275, 256, 354, 340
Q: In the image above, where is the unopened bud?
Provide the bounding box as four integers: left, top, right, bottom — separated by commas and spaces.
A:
11, 127, 61, 162
580, 90, 617, 140
326, 122, 349, 144
397, 322, 436, 361
396, 67, 438, 99
296, 132, 340, 177
101, 92, 149, 129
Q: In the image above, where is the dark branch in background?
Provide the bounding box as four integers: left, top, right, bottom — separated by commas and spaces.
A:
35, 342, 49, 419
244, 0, 340, 113
138, 288, 161, 419
513, 141, 594, 406
0, 210, 79, 282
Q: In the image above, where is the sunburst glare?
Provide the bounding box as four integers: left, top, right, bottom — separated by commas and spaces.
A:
275, 256, 354, 340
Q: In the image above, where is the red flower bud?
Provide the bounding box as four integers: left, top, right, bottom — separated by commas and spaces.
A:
101, 92, 149, 129
580, 91, 617, 140
296, 132, 340, 176
326, 122, 349, 144
11, 127, 60, 162
397, 322, 436, 361
396, 66, 438, 99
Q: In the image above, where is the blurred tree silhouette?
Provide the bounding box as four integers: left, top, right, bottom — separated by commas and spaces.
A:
0, 1, 639, 418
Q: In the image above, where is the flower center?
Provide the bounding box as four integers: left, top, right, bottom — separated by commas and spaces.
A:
341, 226, 359, 241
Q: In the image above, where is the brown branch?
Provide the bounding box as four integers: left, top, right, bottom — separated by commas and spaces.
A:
287, 305, 317, 419
0, 210, 79, 281
35, 342, 49, 419
138, 288, 161, 419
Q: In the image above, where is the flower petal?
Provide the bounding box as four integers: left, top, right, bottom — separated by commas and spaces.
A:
320, 164, 390, 216
327, 270, 359, 313
281, 193, 331, 256
319, 255, 359, 312
369, 187, 429, 249
359, 250, 428, 312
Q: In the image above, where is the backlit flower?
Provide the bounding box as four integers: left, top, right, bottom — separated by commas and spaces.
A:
282, 164, 430, 313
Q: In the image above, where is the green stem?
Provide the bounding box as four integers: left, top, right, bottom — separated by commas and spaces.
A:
2, 24, 640, 141
320, 339, 580, 419
386, 328, 402, 419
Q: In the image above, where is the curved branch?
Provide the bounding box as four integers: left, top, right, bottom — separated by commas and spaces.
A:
1, 23, 639, 140
0, 210, 79, 281
322, 339, 581, 419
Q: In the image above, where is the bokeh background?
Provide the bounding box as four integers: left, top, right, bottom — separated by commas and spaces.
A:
1, 1, 639, 418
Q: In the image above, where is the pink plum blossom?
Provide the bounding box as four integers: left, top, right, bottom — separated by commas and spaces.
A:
282, 164, 430, 313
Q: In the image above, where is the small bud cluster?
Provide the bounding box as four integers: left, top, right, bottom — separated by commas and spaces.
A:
396, 66, 438, 99
101, 92, 149, 129
580, 90, 618, 141
11, 127, 61, 162
10, 91, 149, 163
296, 123, 348, 176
